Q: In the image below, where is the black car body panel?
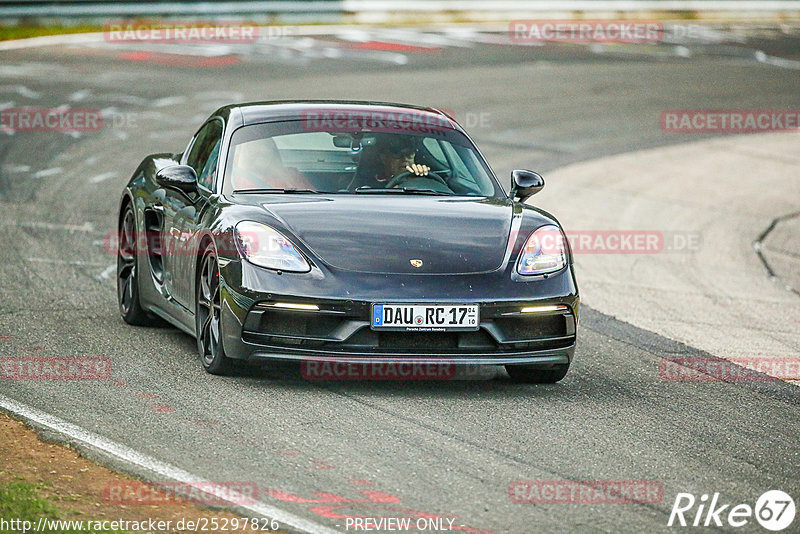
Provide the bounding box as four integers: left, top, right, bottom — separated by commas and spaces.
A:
118, 101, 579, 371
254, 196, 513, 274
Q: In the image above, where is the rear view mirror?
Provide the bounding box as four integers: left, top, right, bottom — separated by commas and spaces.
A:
332, 135, 351, 148
510, 169, 544, 202
332, 134, 377, 150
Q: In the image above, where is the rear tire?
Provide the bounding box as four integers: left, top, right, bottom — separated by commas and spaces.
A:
117, 203, 159, 326
196, 245, 237, 375
505, 364, 570, 384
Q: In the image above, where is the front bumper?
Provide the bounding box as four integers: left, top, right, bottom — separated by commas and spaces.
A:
242, 298, 575, 365
220, 259, 578, 366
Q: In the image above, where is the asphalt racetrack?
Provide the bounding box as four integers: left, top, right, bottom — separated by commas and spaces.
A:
1, 25, 799, 533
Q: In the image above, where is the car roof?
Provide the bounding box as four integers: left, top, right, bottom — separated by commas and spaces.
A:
212, 100, 462, 132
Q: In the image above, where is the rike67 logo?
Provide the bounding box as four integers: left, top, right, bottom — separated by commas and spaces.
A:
668, 490, 795, 531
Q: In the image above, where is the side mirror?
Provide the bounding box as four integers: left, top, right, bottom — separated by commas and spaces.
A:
510, 169, 544, 202
156, 165, 197, 194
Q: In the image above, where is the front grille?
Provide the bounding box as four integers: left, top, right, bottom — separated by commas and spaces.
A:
493, 315, 567, 342
379, 331, 459, 349
258, 309, 342, 338
242, 299, 575, 355
320, 329, 493, 351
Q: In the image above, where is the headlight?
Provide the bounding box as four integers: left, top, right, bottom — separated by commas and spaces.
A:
517, 225, 567, 276
234, 221, 310, 273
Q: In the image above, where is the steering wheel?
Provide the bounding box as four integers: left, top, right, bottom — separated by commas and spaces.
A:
385, 169, 449, 189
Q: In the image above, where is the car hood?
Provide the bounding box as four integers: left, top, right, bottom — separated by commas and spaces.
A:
256, 196, 515, 274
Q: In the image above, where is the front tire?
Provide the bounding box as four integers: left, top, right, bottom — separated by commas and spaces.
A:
196, 245, 237, 375
117, 203, 158, 326
505, 364, 570, 384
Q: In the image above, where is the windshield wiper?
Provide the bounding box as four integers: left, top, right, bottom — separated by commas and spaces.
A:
354, 187, 451, 196
233, 188, 319, 194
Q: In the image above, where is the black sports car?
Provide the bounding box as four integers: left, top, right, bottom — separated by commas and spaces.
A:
117, 101, 579, 382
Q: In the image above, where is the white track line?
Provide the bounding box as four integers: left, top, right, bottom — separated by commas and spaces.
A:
32, 167, 63, 178
95, 264, 116, 281
0, 394, 340, 534
88, 171, 118, 184
26, 258, 107, 266
0, 33, 107, 51
755, 49, 800, 69
10, 221, 95, 232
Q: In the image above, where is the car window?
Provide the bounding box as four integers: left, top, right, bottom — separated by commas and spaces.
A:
224, 120, 503, 197
273, 132, 356, 174
422, 138, 447, 165
197, 138, 222, 189
186, 120, 223, 189
274, 132, 350, 151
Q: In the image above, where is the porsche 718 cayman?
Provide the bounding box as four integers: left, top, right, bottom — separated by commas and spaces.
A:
116, 101, 579, 382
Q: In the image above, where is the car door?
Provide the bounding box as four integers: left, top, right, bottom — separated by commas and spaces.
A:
154, 182, 184, 305
170, 118, 224, 309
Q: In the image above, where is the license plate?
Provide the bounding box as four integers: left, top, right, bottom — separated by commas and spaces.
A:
371, 304, 479, 332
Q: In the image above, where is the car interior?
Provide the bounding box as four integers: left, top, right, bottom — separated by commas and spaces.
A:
229, 131, 495, 196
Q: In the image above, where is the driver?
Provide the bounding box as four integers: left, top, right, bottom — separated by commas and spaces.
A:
355, 135, 430, 189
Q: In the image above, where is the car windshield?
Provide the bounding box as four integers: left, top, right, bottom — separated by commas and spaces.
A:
223, 118, 504, 197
